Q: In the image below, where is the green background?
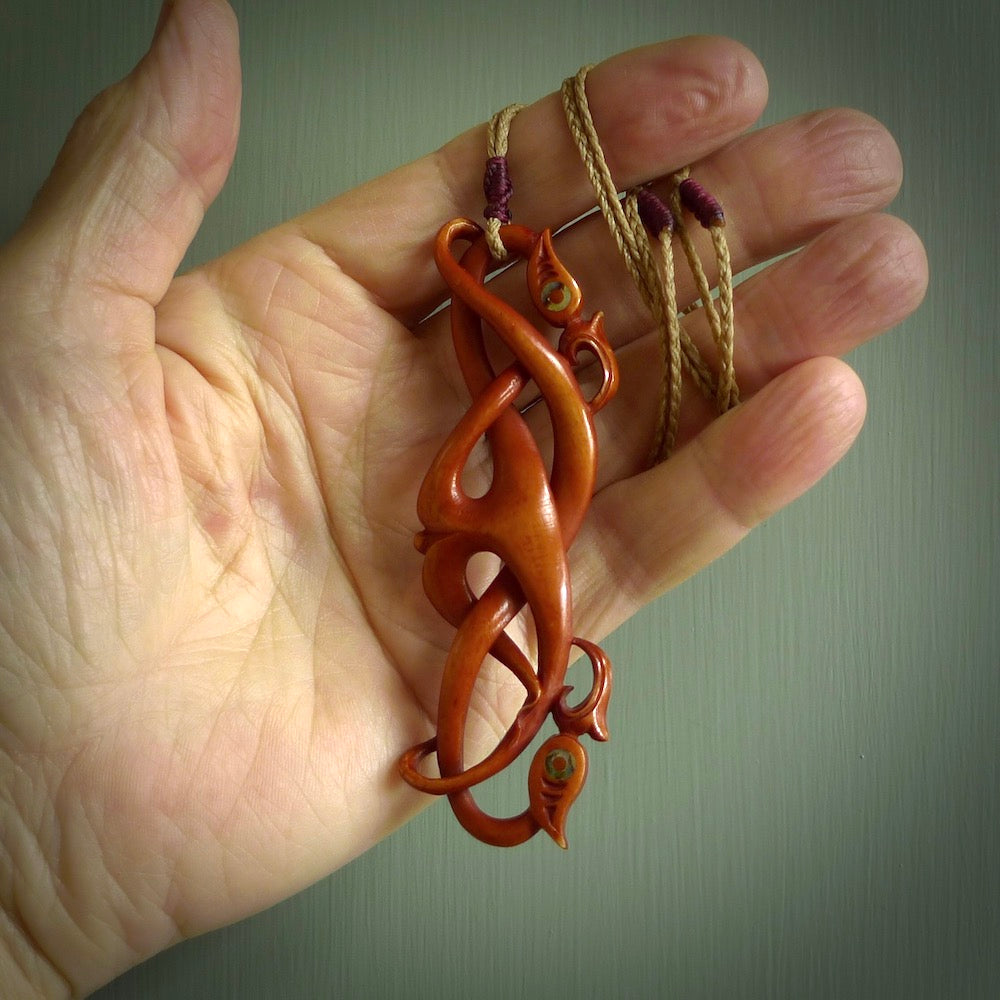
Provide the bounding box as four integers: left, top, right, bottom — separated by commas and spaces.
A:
3, 0, 997, 997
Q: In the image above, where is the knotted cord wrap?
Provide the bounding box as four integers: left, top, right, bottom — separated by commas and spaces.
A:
483, 157, 513, 221
484, 103, 526, 260
635, 185, 676, 237
560, 64, 739, 463
679, 176, 725, 228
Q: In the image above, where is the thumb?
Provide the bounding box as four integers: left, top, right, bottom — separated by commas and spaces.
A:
14, 0, 240, 321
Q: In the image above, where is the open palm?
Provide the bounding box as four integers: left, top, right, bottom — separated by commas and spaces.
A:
0, 2, 926, 996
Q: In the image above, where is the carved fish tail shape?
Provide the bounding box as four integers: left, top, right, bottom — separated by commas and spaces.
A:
399, 219, 618, 847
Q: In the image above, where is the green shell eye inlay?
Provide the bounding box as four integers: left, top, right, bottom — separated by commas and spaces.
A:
544, 748, 575, 782
541, 280, 571, 312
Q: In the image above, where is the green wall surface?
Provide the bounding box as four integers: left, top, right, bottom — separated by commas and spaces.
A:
2, 1, 997, 997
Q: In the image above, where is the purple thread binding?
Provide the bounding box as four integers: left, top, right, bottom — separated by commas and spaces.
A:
678, 178, 724, 228
483, 156, 514, 223
635, 187, 675, 238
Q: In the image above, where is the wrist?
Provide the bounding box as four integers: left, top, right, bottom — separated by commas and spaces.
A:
1, 771, 73, 999
1, 750, 177, 999
0, 907, 70, 1000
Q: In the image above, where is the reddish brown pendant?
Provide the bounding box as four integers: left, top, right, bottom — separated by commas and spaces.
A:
398, 218, 619, 847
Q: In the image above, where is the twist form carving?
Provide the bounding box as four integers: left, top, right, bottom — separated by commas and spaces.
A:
398, 218, 619, 847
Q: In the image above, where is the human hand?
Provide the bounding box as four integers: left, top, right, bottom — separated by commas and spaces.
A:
0, 1, 926, 995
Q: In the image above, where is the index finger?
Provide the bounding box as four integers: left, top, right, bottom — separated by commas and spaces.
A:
291, 36, 767, 321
